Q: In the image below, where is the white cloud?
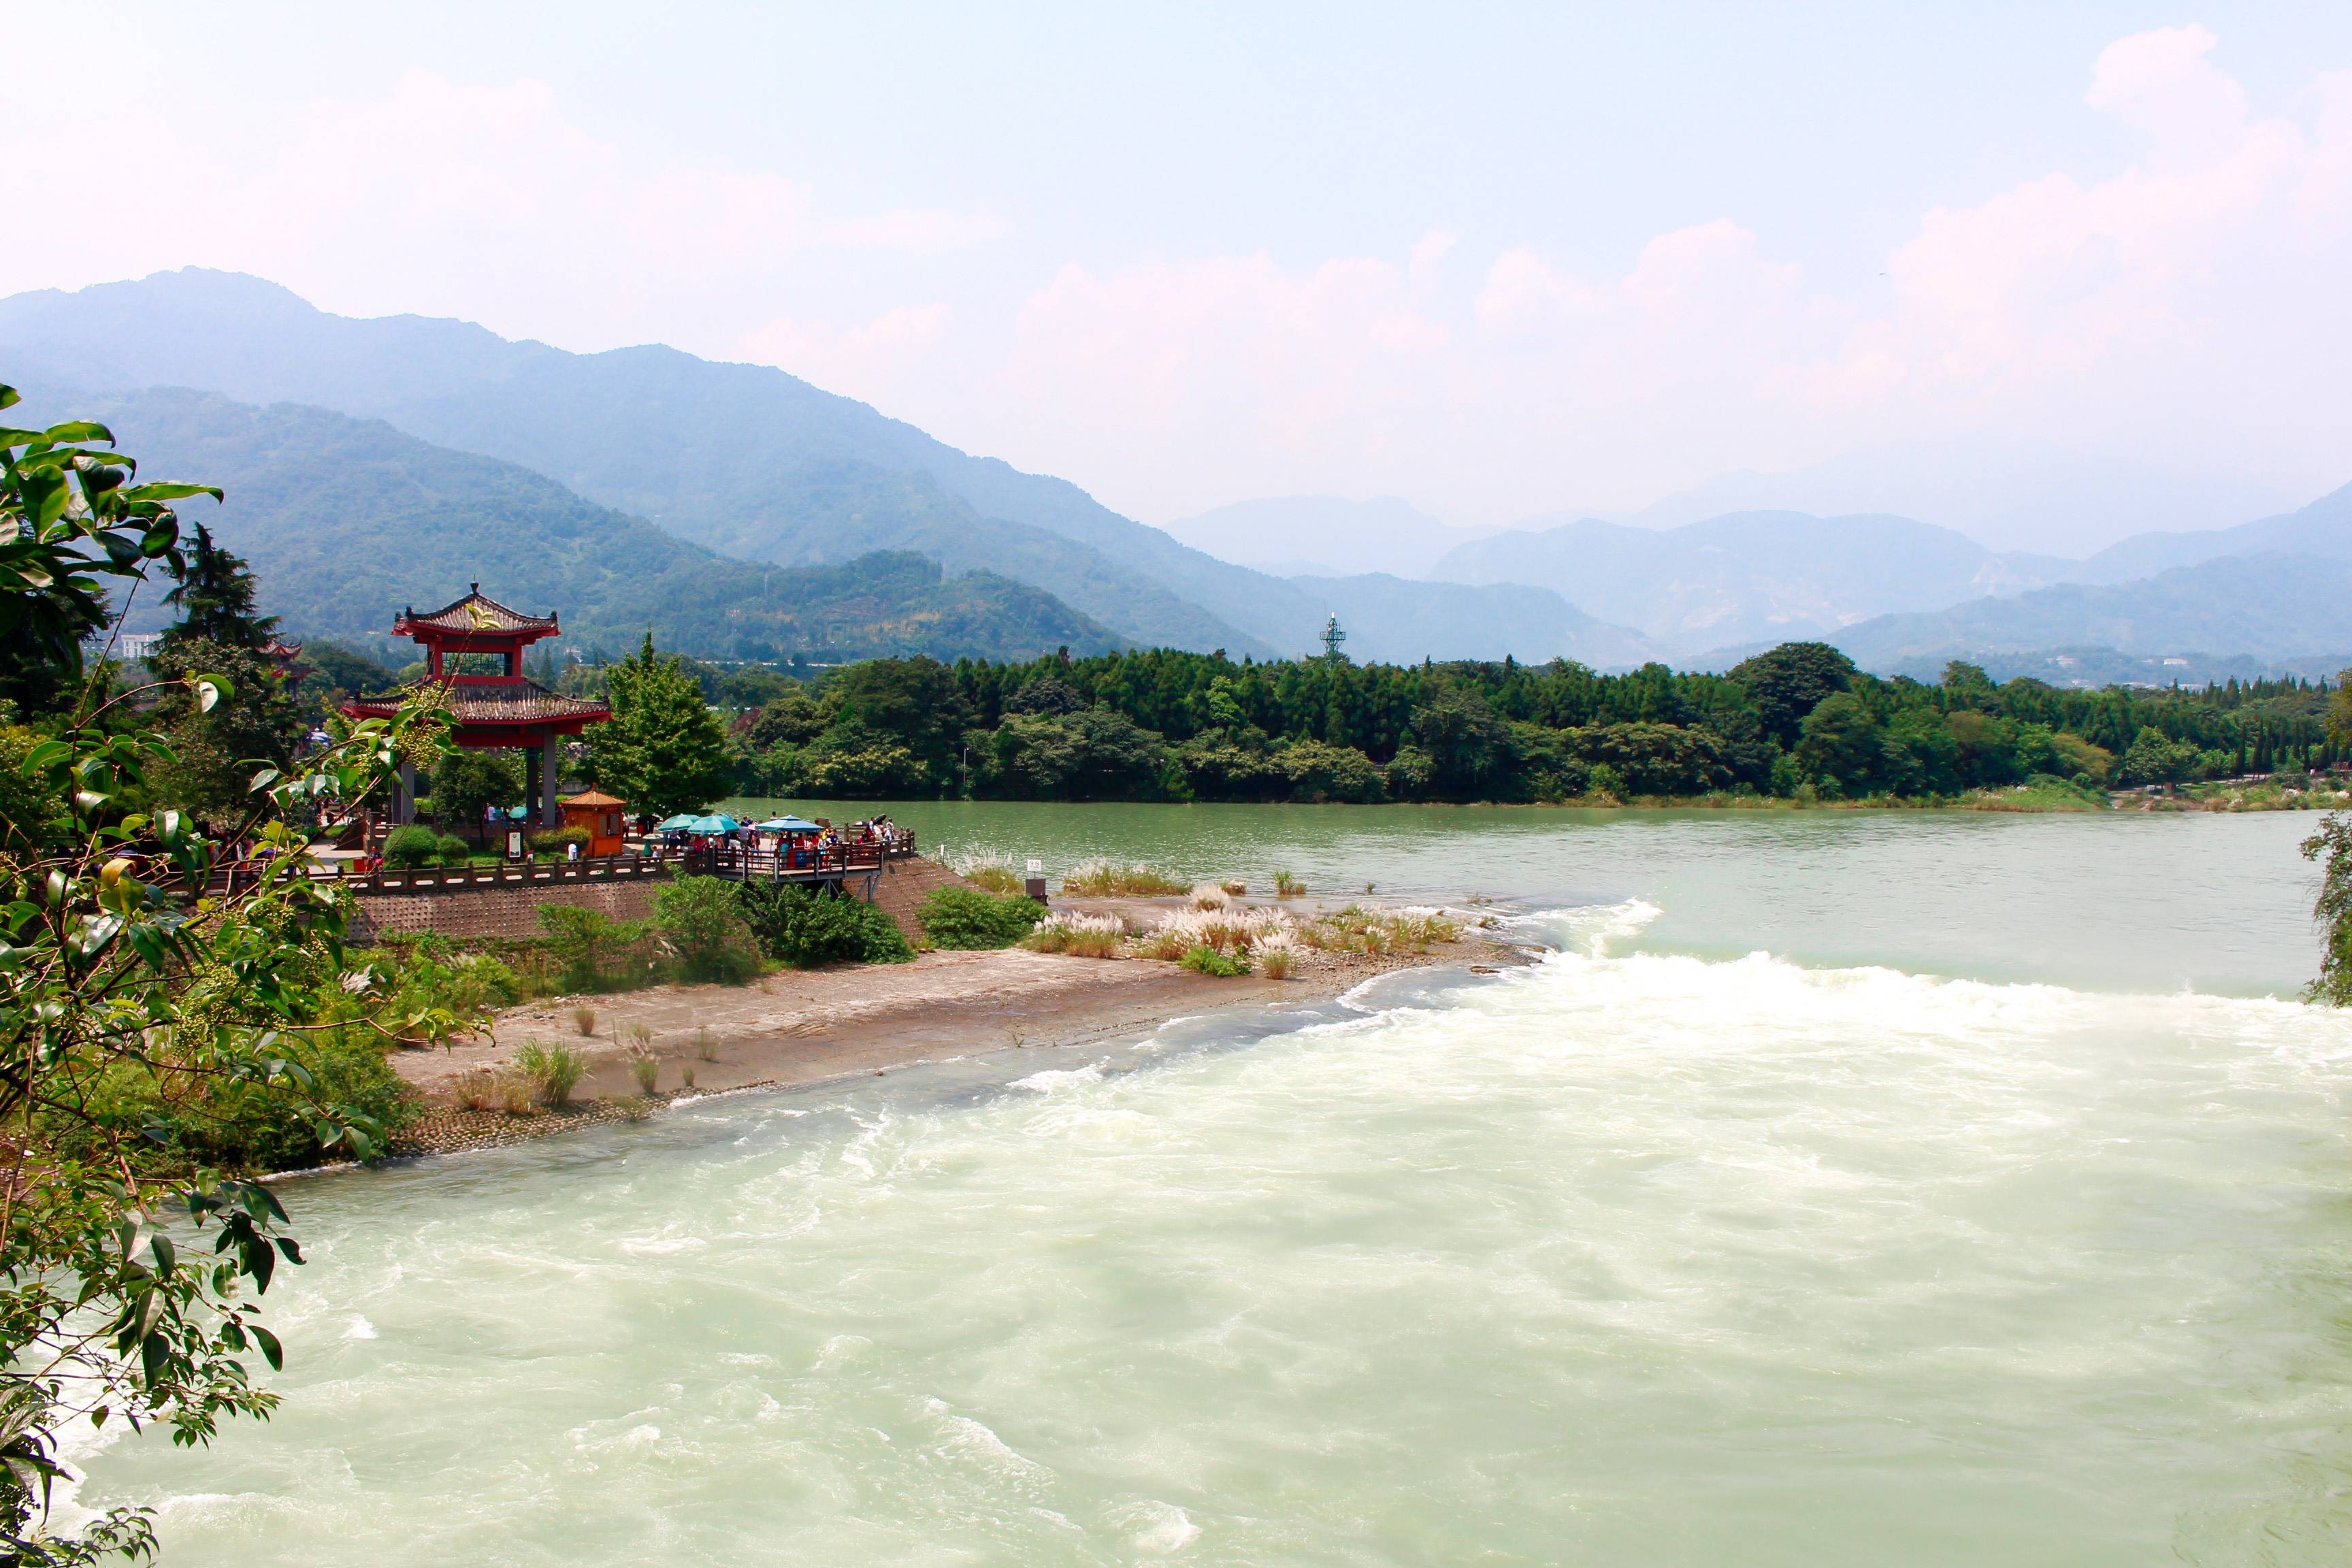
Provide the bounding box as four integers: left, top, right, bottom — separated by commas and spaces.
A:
0, 69, 999, 353
877, 28, 2352, 528
3, 28, 2345, 543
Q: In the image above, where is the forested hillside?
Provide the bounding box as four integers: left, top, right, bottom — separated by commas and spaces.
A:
38, 386, 1120, 662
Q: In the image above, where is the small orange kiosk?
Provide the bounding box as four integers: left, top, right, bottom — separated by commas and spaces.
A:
559, 789, 630, 857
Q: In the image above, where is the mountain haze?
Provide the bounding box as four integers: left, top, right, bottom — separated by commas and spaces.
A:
1162, 496, 1495, 578
1433, 510, 2066, 653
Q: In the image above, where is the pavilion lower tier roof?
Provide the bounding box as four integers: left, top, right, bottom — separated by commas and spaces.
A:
341, 678, 612, 737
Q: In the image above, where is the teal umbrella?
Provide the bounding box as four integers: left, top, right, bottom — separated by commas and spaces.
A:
653, 814, 699, 833
753, 816, 823, 832
687, 813, 741, 834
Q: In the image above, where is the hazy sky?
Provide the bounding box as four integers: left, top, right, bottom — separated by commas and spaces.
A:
7, 3, 2351, 548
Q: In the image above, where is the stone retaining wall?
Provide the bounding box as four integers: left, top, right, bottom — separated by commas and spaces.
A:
347, 854, 970, 945
349, 876, 665, 943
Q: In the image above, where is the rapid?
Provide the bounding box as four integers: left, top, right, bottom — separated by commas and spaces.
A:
77, 809, 2352, 1563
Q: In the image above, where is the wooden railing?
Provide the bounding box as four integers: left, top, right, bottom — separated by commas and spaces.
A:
680, 840, 915, 881
347, 854, 670, 893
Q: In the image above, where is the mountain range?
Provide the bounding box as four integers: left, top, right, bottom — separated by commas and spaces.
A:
0, 270, 1650, 669
3, 267, 2345, 680
17, 385, 1121, 664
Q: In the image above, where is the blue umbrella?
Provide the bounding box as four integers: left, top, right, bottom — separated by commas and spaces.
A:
753, 815, 823, 832
687, 813, 741, 834
653, 813, 700, 833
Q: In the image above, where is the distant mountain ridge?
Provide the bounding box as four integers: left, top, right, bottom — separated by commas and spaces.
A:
19, 384, 1121, 663
12, 269, 2347, 678
2063, 481, 2352, 584
1820, 552, 2352, 670
1431, 510, 2069, 654
0, 269, 1651, 670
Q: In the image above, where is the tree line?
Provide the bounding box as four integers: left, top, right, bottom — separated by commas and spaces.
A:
713, 642, 2344, 805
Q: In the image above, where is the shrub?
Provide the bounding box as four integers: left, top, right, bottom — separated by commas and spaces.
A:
655, 875, 763, 985
538, 906, 651, 993
1273, 870, 1305, 898
382, 824, 441, 868
680, 1062, 698, 1090
627, 1047, 659, 1095
919, 887, 1045, 949
1180, 945, 1250, 978
1260, 948, 1294, 979
64, 1028, 419, 1173
529, 823, 593, 855
738, 881, 915, 967
1061, 860, 1185, 896
514, 1041, 586, 1108
434, 833, 474, 866
572, 1004, 598, 1037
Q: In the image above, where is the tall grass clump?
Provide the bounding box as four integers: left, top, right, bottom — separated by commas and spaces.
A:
919, 887, 1045, 949
691, 1027, 720, 1062
1188, 882, 1237, 911
1023, 911, 1128, 958
1061, 860, 1186, 896
571, 1005, 598, 1037
1143, 905, 1298, 961
737, 882, 915, 968
513, 1041, 586, 1109
451, 1065, 501, 1112
951, 853, 1025, 895
627, 1046, 659, 1096
1179, 945, 1250, 978
1273, 870, 1305, 898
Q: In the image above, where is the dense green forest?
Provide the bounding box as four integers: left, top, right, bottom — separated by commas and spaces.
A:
707, 642, 2345, 804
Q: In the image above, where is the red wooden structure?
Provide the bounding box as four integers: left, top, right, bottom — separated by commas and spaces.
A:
559, 789, 630, 857
341, 586, 610, 827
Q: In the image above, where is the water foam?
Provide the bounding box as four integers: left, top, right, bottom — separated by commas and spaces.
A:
71, 911, 2352, 1565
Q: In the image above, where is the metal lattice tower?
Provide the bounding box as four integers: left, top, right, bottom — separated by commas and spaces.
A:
1320, 615, 1348, 659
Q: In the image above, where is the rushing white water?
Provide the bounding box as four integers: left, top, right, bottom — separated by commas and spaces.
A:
75, 876, 2352, 1565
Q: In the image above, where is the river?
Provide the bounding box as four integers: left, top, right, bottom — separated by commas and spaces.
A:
76, 806, 2352, 1563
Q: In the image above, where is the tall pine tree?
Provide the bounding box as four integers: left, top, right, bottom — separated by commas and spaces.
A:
157, 522, 279, 652
587, 633, 734, 817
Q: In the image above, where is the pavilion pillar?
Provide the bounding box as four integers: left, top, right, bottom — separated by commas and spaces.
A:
394, 760, 415, 826
541, 734, 561, 826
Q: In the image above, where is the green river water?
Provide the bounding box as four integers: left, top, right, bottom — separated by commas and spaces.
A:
73, 804, 2352, 1563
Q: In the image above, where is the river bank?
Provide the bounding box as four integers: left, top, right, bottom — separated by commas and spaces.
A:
387, 892, 1532, 1159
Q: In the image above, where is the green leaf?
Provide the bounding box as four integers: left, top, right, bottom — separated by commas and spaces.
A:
40, 419, 113, 444
252, 1324, 284, 1371
122, 480, 222, 503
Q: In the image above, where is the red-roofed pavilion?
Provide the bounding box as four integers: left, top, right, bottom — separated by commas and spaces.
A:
341, 585, 612, 827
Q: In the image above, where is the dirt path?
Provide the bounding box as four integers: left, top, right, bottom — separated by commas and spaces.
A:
384, 895, 1533, 1157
